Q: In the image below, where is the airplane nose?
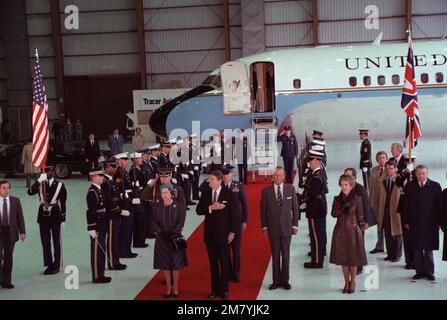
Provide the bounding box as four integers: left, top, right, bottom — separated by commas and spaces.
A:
149, 85, 214, 138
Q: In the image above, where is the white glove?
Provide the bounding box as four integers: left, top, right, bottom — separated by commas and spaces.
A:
297, 188, 304, 195
38, 173, 47, 183
300, 203, 307, 210
88, 230, 97, 239
121, 210, 130, 217
60, 222, 65, 232
406, 163, 414, 172
181, 174, 189, 179
362, 167, 368, 173
172, 178, 178, 184
189, 171, 194, 175
136, 180, 140, 187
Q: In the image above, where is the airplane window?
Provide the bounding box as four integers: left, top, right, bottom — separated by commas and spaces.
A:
392, 74, 400, 85
436, 72, 444, 83
378, 75, 385, 85
293, 79, 301, 89
213, 76, 222, 88
349, 77, 357, 87
421, 73, 429, 84
363, 76, 371, 86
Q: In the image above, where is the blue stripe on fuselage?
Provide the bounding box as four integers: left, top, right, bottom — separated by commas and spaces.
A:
165, 87, 447, 136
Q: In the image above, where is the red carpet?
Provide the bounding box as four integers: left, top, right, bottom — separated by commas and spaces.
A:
135, 177, 273, 300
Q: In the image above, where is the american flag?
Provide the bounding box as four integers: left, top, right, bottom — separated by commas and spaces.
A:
32, 49, 49, 169
401, 30, 421, 149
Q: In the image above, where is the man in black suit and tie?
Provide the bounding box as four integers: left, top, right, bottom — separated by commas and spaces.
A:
0, 180, 26, 289
85, 133, 100, 171
261, 167, 299, 290
389, 143, 405, 171
196, 170, 238, 299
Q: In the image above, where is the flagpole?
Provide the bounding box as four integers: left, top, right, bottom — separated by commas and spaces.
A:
408, 117, 413, 166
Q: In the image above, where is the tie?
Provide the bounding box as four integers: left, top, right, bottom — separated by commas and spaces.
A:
386, 178, 391, 193
212, 191, 217, 204
379, 167, 383, 177
2, 199, 8, 226
277, 185, 283, 207
420, 182, 424, 188
91, 140, 94, 145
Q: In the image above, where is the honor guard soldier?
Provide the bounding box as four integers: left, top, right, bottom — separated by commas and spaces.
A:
141, 148, 156, 182
114, 153, 138, 259
396, 152, 417, 270
28, 166, 67, 275
149, 144, 161, 173
159, 139, 176, 169
233, 129, 250, 185
86, 168, 112, 283
303, 149, 328, 269
129, 152, 148, 248
277, 126, 298, 184
141, 147, 157, 238
141, 168, 186, 207
189, 134, 202, 201
221, 165, 248, 282
102, 158, 127, 271
310, 130, 327, 167
175, 138, 195, 207
359, 129, 372, 194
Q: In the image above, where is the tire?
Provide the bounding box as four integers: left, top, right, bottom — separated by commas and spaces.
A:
55, 163, 72, 179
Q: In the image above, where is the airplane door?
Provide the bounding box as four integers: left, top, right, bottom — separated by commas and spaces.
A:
220, 61, 251, 115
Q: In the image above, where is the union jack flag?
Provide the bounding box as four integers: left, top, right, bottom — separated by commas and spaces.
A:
32, 49, 49, 169
401, 31, 421, 149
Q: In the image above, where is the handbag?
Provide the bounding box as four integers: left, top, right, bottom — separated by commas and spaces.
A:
172, 236, 187, 252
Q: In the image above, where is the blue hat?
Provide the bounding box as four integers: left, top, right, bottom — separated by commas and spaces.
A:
221, 165, 234, 175
159, 182, 174, 191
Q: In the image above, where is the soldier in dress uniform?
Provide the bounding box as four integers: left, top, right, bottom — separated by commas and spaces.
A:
86, 168, 112, 283
129, 152, 148, 248
141, 168, 186, 207
28, 166, 67, 275
222, 165, 247, 282
396, 152, 417, 270
189, 134, 202, 201
149, 144, 161, 173
233, 129, 250, 185
277, 126, 298, 184
114, 153, 138, 259
359, 129, 372, 195
159, 139, 176, 169
303, 149, 328, 269
102, 158, 127, 271
141, 146, 157, 238
309, 130, 327, 167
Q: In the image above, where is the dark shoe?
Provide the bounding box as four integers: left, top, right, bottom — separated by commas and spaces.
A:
221, 292, 229, 299
2, 283, 14, 289
282, 282, 291, 290
384, 256, 392, 261
187, 201, 196, 206
268, 283, 279, 290
93, 276, 112, 284
412, 274, 424, 280
164, 293, 172, 299
304, 262, 323, 269
109, 263, 127, 270
405, 263, 415, 270
348, 282, 356, 294
172, 293, 179, 298
356, 268, 363, 275
44, 267, 59, 275
208, 293, 217, 299
307, 252, 311, 257
391, 258, 401, 263
427, 274, 436, 281
369, 248, 384, 254
121, 253, 138, 258
232, 276, 240, 283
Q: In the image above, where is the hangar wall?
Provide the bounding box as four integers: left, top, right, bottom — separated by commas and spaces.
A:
0, 0, 445, 141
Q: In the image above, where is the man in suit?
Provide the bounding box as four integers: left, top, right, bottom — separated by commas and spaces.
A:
222, 165, 248, 283
377, 161, 403, 262
28, 166, 67, 275
277, 126, 298, 184
196, 170, 238, 299
369, 151, 388, 254
87, 168, 112, 284
0, 181, 26, 289
260, 167, 299, 289
389, 143, 405, 171
108, 129, 124, 156
85, 133, 100, 171
403, 165, 442, 281
359, 129, 372, 195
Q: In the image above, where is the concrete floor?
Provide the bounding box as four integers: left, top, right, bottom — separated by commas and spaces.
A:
1, 138, 446, 300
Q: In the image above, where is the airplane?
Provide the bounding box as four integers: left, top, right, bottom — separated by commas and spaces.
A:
149, 38, 447, 143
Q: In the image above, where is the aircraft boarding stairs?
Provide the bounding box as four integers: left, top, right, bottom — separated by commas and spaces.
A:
250, 116, 277, 183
